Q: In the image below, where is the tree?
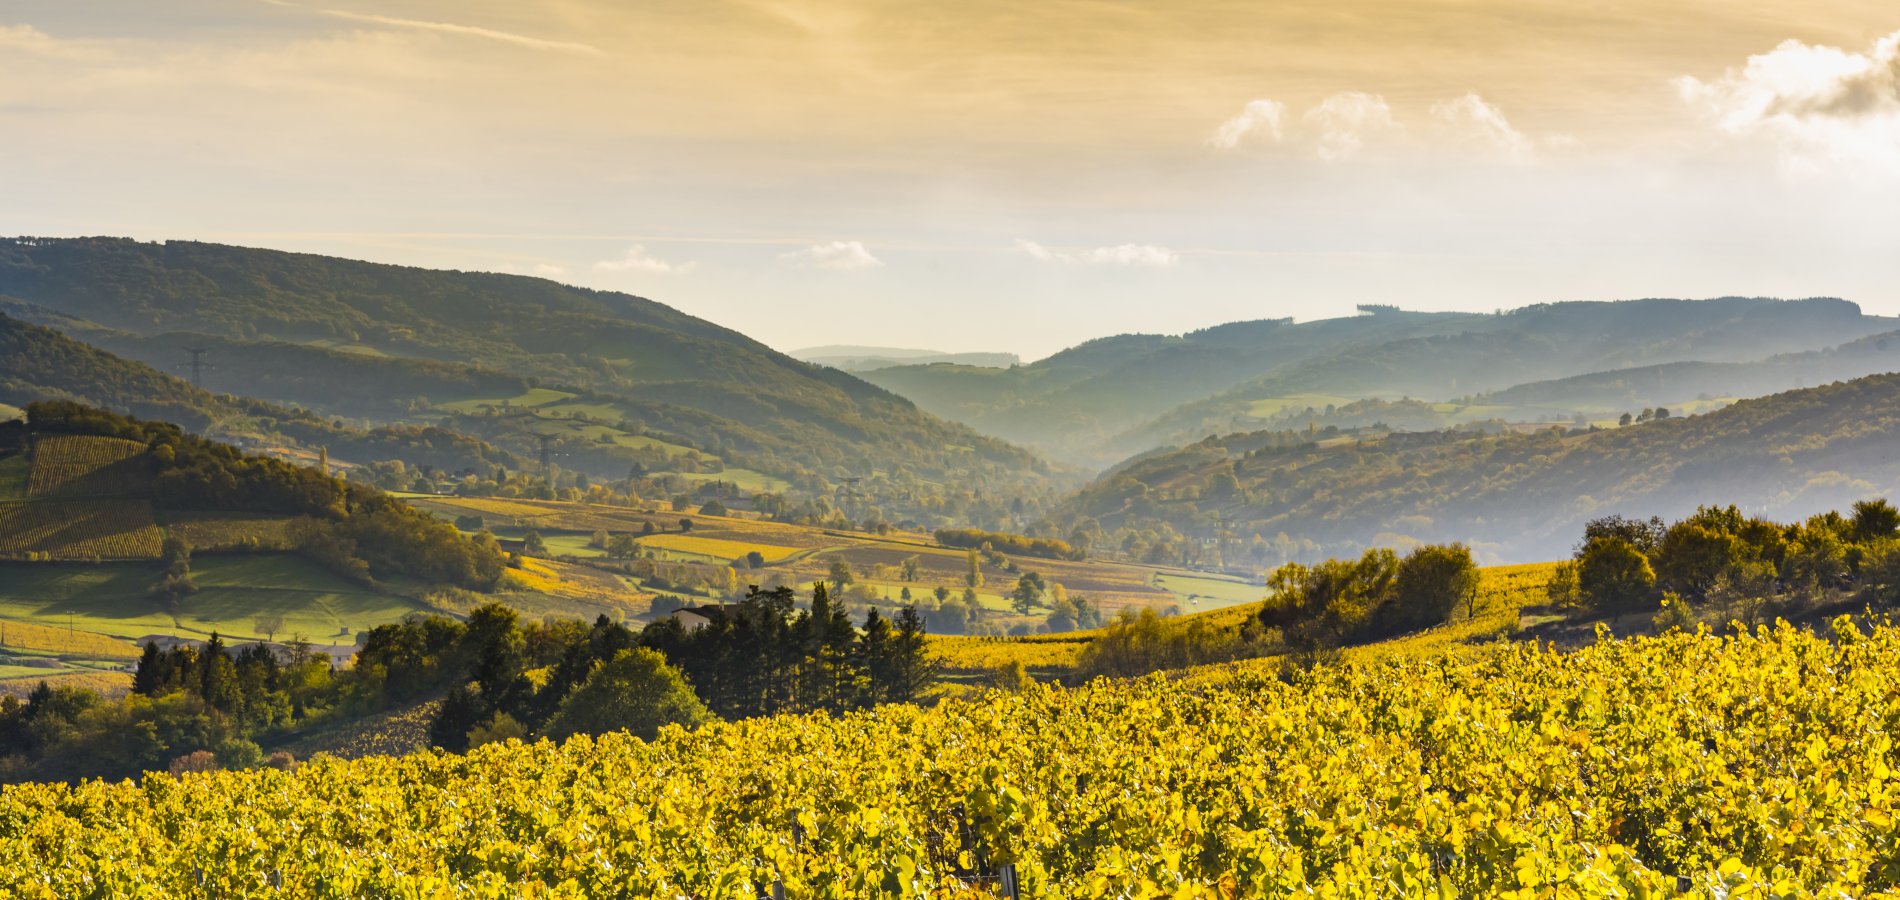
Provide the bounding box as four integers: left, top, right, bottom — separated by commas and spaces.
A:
900, 556, 921, 582
678, 518, 693, 532
1653, 522, 1740, 599
253, 615, 285, 643
455, 515, 486, 532
885, 606, 936, 702
1618, 412, 1633, 427
1545, 562, 1582, 608
933, 585, 951, 604
700, 500, 728, 517
1046, 594, 1080, 632
521, 530, 548, 557
828, 558, 855, 588
1388, 543, 1479, 628
1577, 536, 1656, 613
965, 548, 983, 588
430, 685, 486, 751
1852, 499, 1900, 543
542, 648, 712, 742
1010, 572, 1047, 616
744, 550, 766, 569
1582, 515, 1666, 555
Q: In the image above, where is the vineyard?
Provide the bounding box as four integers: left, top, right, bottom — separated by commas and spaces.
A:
0, 498, 164, 560
5, 622, 1899, 896
24, 435, 150, 497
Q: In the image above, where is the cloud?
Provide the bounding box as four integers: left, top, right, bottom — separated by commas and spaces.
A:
0, 24, 110, 62
264, 2, 606, 57
1211, 91, 1537, 163
532, 263, 568, 277
594, 245, 693, 274
1209, 99, 1287, 149
1303, 92, 1403, 162
1016, 240, 1178, 266
1678, 30, 1900, 172
780, 240, 882, 270
1430, 93, 1533, 162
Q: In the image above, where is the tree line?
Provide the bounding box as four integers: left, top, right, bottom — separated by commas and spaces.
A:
1554, 499, 1900, 625
21, 400, 505, 590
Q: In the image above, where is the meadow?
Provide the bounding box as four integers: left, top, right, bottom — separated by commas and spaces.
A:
0, 556, 433, 644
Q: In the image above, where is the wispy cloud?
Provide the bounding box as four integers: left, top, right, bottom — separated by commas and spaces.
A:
1209, 99, 1287, 149
1211, 91, 1534, 163
1017, 240, 1178, 266
1678, 30, 1900, 173
263, 1, 606, 57
594, 245, 694, 274
1430, 93, 1533, 162
781, 240, 882, 270
0, 24, 110, 62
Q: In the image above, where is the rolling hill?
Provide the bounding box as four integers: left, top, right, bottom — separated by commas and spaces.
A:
0, 311, 528, 477
1048, 370, 1900, 566
857, 299, 1900, 467
0, 237, 1061, 524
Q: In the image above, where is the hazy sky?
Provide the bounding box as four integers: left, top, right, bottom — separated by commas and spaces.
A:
5, 1, 1899, 359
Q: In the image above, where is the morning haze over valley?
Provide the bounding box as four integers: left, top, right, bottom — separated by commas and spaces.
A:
3, 2, 1900, 896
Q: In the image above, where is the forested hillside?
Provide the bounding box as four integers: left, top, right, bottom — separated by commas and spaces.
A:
0, 238, 1059, 525
0, 312, 525, 476
860, 300, 1898, 466
1049, 372, 1900, 566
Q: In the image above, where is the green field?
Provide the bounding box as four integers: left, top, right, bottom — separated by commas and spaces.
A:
1243, 393, 1356, 418
0, 555, 435, 643
1152, 571, 1265, 610
436, 388, 578, 414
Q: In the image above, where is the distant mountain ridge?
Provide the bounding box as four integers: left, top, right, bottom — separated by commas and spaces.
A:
1048, 370, 1900, 566
792, 345, 1020, 372
856, 299, 1899, 467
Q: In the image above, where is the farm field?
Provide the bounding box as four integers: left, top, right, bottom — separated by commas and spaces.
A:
405, 493, 1265, 626
156, 511, 302, 551
0, 556, 435, 644
435, 388, 577, 413
0, 670, 131, 699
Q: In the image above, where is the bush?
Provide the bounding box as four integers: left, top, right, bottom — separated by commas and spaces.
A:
1576, 536, 1656, 613
542, 649, 712, 742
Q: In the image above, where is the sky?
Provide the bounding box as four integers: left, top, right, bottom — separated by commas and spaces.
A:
4, 1, 1899, 360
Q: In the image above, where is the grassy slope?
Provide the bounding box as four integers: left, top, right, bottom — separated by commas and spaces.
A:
0, 555, 431, 646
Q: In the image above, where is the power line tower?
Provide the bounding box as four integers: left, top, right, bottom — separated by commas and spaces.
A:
182, 347, 213, 388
